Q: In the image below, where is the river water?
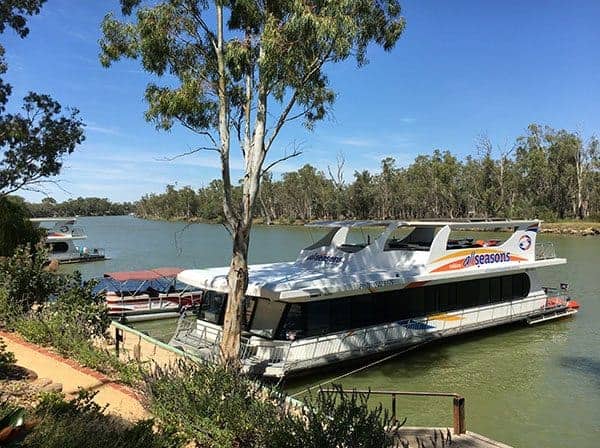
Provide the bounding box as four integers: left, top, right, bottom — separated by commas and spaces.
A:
65, 216, 599, 447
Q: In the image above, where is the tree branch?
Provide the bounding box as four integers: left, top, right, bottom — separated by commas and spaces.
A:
260, 145, 303, 176
156, 145, 220, 162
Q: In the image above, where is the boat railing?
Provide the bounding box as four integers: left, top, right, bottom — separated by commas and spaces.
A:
240, 339, 291, 365
70, 226, 87, 237
318, 389, 466, 434
535, 241, 556, 260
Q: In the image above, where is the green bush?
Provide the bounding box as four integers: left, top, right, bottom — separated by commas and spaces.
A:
0, 245, 61, 323
144, 360, 293, 448
0, 337, 16, 375
287, 385, 397, 448
144, 360, 397, 448
14, 275, 108, 347
0, 197, 41, 258
20, 390, 181, 448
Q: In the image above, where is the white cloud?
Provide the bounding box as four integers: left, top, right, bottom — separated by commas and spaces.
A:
337, 137, 378, 148
86, 125, 123, 136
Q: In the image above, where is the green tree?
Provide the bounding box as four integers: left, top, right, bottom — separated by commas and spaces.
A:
0, 1, 85, 197
0, 196, 40, 256
100, 0, 405, 362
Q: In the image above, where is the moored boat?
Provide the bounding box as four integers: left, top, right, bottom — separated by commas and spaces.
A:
98, 267, 202, 322
170, 219, 579, 378
31, 217, 106, 264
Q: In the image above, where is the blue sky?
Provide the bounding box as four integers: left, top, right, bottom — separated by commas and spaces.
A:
3, 0, 599, 202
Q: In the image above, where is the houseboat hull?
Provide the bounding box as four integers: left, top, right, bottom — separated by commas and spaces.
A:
171, 288, 576, 378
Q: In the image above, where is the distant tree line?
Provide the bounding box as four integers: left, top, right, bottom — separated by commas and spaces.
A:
22, 196, 134, 217
136, 124, 600, 223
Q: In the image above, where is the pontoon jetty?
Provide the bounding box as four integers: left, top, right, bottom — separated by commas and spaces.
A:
170, 219, 579, 378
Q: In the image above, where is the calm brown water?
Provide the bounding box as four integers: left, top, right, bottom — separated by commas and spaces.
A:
65, 216, 600, 447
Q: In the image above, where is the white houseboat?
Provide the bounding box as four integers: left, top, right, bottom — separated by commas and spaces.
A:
31, 218, 106, 263
170, 220, 578, 378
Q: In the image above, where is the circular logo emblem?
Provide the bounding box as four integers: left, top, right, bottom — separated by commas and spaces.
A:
519, 235, 532, 251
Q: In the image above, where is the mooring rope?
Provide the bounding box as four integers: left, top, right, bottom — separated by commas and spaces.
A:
289, 340, 432, 398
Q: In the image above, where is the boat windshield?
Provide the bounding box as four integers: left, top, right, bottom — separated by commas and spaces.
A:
248, 297, 286, 338
197, 290, 227, 324
384, 226, 438, 251
304, 225, 388, 254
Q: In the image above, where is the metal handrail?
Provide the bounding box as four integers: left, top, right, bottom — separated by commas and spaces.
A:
535, 241, 556, 260
319, 388, 466, 435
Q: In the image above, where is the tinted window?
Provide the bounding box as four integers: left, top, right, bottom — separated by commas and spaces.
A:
306, 301, 330, 337
351, 295, 374, 327
197, 291, 226, 324
283, 273, 531, 340
51, 242, 69, 253
331, 298, 352, 332
490, 277, 502, 302
501, 276, 513, 300
250, 299, 286, 338
278, 304, 304, 340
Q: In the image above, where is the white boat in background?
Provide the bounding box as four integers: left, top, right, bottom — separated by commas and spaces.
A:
171, 219, 579, 378
99, 268, 203, 322
31, 217, 107, 264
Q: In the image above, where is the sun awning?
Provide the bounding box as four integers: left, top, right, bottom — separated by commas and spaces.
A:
103, 267, 183, 282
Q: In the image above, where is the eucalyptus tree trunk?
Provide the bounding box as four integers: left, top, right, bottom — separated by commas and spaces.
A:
220, 224, 250, 363
216, 2, 269, 362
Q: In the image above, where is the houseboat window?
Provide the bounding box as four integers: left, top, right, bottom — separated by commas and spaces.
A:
501, 276, 513, 300
197, 291, 226, 324
276, 273, 531, 340
242, 296, 257, 329
331, 300, 352, 332
306, 300, 331, 336
278, 304, 304, 340
249, 298, 286, 338
489, 277, 502, 302
50, 242, 69, 253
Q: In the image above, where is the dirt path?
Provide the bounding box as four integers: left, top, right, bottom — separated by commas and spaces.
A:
0, 332, 148, 421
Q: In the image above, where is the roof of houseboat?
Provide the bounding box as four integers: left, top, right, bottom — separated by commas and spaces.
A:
104, 267, 183, 282
30, 217, 77, 224
306, 219, 541, 229
178, 219, 563, 302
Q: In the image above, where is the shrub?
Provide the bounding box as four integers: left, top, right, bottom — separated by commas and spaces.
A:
144, 360, 294, 448
286, 385, 397, 448
21, 390, 181, 448
0, 245, 61, 324
144, 360, 398, 448
0, 338, 16, 375
14, 276, 108, 347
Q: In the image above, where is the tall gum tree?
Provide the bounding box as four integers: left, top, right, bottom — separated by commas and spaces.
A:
100, 0, 405, 364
